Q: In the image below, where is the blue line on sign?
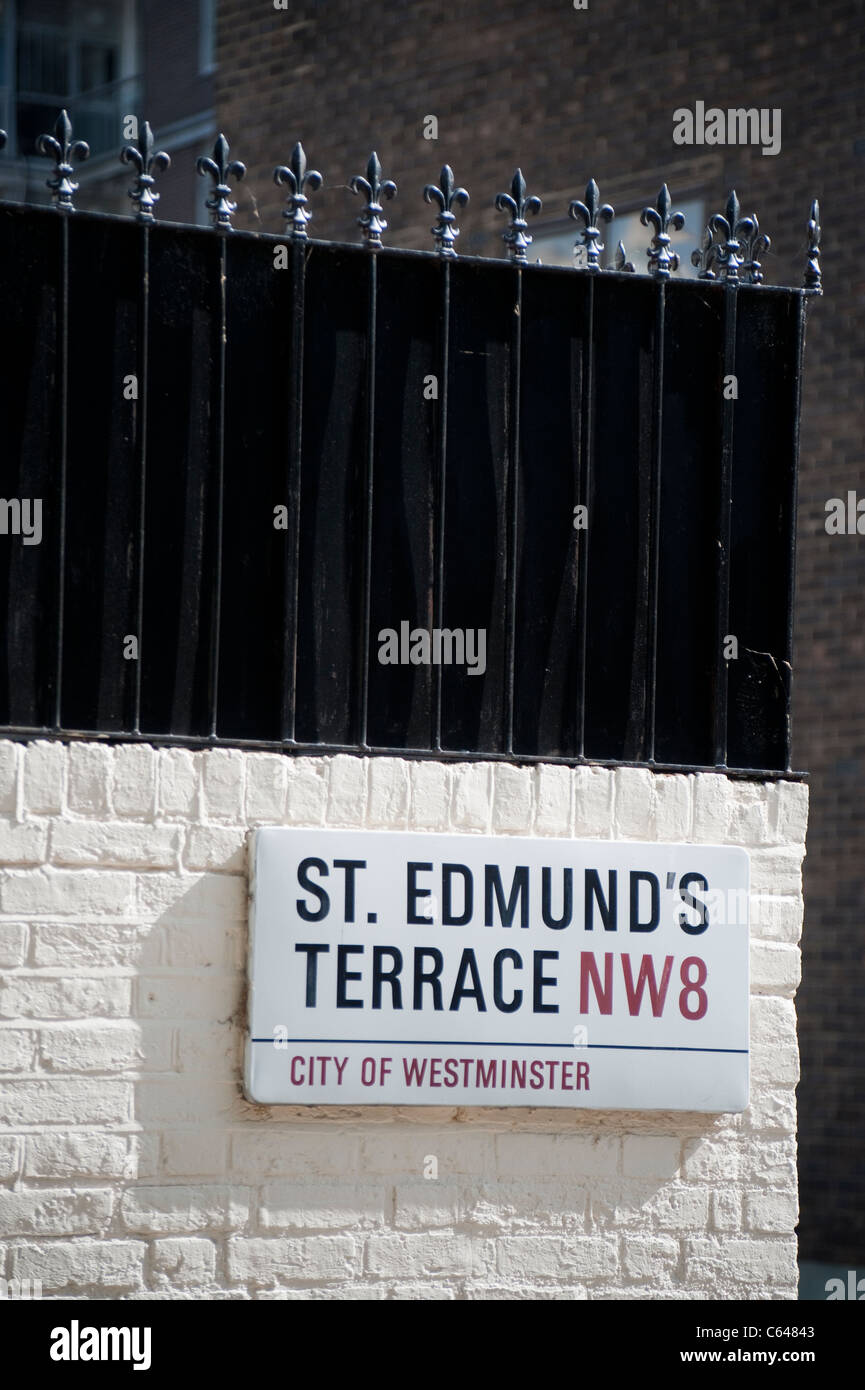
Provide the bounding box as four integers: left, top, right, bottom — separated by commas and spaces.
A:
250, 1038, 748, 1054
583, 1044, 748, 1054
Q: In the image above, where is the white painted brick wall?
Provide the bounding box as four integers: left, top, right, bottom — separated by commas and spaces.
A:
0, 740, 807, 1300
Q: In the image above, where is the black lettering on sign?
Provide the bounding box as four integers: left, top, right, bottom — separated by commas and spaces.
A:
294, 942, 330, 1006
336, 944, 364, 1008
333, 858, 366, 922
630, 871, 660, 931
533, 950, 559, 1013
585, 869, 617, 930
372, 945, 403, 1009
407, 862, 433, 923
297, 857, 330, 921
493, 948, 523, 1012
678, 872, 710, 934
442, 863, 473, 925
542, 867, 572, 929
484, 865, 529, 928
413, 947, 444, 1010
449, 948, 486, 1011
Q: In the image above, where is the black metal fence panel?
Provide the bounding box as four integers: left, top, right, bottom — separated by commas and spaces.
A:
655, 278, 724, 770
0, 198, 815, 775
219, 231, 291, 744
440, 258, 512, 756
515, 265, 585, 760
368, 253, 438, 752
0, 207, 60, 731
298, 243, 368, 748
64, 215, 139, 734
584, 274, 656, 764
727, 289, 801, 773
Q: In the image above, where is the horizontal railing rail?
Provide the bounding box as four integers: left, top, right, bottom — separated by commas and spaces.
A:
0, 113, 821, 775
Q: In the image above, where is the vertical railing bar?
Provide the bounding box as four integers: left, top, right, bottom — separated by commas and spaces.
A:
132, 222, 150, 734
575, 274, 595, 758
281, 238, 306, 744
713, 281, 738, 768
783, 291, 808, 771
207, 235, 228, 738
503, 265, 523, 754
357, 252, 378, 748
432, 256, 451, 751
53, 212, 69, 731
645, 280, 666, 764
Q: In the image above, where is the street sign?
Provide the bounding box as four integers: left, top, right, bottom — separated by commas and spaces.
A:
245, 827, 749, 1110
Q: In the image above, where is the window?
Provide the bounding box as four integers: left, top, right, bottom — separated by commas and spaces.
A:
13, 2, 131, 158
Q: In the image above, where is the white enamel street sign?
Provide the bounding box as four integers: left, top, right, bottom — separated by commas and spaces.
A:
245, 828, 750, 1111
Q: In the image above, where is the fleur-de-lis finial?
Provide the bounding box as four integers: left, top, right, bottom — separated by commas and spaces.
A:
612, 240, 635, 273
640, 185, 685, 279
495, 169, 542, 264
569, 179, 614, 271
196, 133, 246, 230
120, 121, 170, 223
274, 142, 323, 240
804, 199, 822, 291
708, 190, 763, 284
423, 165, 469, 258
36, 110, 90, 212
349, 152, 397, 249
740, 213, 770, 286
691, 223, 720, 280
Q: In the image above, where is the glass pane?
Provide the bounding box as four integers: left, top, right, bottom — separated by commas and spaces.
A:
79, 42, 116, 92
531, 229, 575, 266
16, 98, 60, 154
17, 30, 69, 95
74, 103, 115, 155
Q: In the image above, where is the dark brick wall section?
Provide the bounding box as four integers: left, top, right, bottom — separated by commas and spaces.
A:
215, 0, 865, 1262
141, 0, 215, 129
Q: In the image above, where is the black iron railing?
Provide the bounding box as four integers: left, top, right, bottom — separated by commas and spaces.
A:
0, 114, 821, 774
